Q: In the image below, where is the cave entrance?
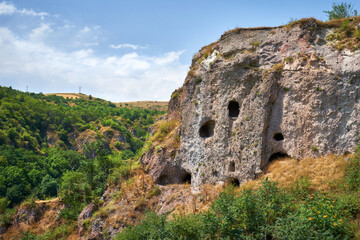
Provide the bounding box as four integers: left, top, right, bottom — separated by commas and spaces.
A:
269, 152, 289, 162
182, 173, 192, 184
157, 175, 169, 185
228, 101, 240, 118
229, 161, 235, 172
228, 177, 240, 186
261, 152, 290, 172
273, 133, 284, 141
199, 120, 215, 138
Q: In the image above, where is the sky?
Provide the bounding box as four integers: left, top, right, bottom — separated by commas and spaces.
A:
0, 0, 356, 101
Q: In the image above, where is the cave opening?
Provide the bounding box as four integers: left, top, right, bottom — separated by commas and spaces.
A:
199, 120, 215, 138
273, 133, 284, 141
228, 101, 240, 118
228, 177, 240, 186
261, 152, 290, 172
182, 173, 192, 184
229, 161, 235, 172
157, 175, 169, 185
269, 152, 289, 162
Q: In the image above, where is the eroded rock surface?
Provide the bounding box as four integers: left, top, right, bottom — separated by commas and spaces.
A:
143, 19, 360, 191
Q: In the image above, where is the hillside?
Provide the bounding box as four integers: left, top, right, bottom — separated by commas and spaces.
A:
2, 16, 360, 240
45, 93, 169, 111
0, 86, 166, 238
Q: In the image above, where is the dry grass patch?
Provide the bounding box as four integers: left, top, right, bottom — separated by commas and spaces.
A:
116, 101, 168, 111
148, 120, 180, 150
266, 154, 348, 191
240, 154, 349, 192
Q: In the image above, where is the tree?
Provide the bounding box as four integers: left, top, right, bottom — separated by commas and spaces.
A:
324, 2, 358, 20
40, 174, 58, 197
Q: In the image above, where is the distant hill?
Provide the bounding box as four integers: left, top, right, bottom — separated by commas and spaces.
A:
117, 101, 168, 111
45, 93, 168, 111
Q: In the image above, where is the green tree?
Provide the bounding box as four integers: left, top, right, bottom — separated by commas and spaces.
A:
40, 174, 58, 197
324, 2, 358, 20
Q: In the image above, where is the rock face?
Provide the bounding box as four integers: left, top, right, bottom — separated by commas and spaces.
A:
143, 19, 360, 191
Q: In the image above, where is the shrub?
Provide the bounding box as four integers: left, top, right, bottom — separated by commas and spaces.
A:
324, 2, 358, 20
195, 77, 202, 84
311, 146, 318, 151
117, 179, 354, 239
345, 144, 360, 191
250, 41, 260, 47
171, 91, 179, 100
272, 63, 284, 74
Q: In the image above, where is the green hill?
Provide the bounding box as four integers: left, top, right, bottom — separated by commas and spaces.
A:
0, 86, 165, 213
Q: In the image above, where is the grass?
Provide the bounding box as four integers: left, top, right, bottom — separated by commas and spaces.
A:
195, 77, 202, 84
272, 63, 284, 74
171, 91, 179, 100
116, 101, 168, 111
250, 41, 260, 47
146, 119, 181, 150
246, 154, 348, 192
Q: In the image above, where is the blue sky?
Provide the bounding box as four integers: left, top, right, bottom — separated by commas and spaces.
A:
0, 1, 356, 101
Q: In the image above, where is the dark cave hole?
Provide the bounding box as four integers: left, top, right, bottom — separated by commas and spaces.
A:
229, 161, 235, 172
228, 101, 240, 118
228, 177, 240, 186
199, 120, 215, 138
157, 175, 169, 185
261, 152, 290, 172
269, 152, 289, 162
182, 173, 192, 184
273, 133, 284, 141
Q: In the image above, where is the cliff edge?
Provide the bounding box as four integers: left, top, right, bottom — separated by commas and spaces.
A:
141, 18, 360, 191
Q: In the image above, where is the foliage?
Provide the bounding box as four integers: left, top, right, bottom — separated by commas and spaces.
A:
0, 86, 164, 217
116, 179, 354, 239
324, 2, 358, 20
345, 144, 360, 191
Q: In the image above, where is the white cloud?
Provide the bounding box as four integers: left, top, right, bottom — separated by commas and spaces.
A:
0, 26, 187, 101
110, 43, 147, 50
0, 2, 187, 101
0, 2, 48, 18
29, 23, 52, 40
0, 2, 15, 15
80, 26, 90, 33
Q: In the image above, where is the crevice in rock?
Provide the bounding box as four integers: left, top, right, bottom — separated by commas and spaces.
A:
199, 120, 215, 138
229, 161, 235, 172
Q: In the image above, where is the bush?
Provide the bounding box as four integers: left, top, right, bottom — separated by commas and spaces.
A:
324, 2, 358, 20
116, 179, 354, 239
345, 144, 360, 191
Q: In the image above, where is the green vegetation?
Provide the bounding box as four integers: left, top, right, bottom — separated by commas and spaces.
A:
250, 41, 260, 47
326, 17, 360, 51
324, 2, 358, 20
195, 76, 203, 84
116, 178, 354, 239
0, 86, 164, 219
311, 146, 319, 151
115, 145, 360, 239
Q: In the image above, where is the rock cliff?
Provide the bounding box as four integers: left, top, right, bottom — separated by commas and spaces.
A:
142, 18, 360, 191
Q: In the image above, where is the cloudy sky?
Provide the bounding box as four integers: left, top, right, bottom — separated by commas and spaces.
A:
0, 1, 353, 101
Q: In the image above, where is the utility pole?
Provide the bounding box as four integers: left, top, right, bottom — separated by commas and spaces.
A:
26, 86, 28, 92
79, 86, 81, 94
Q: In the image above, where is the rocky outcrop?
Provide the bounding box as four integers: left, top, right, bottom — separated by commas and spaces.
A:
142, 18, 360, 191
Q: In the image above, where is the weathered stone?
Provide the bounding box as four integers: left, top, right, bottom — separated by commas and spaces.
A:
142, 19, 360, 192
